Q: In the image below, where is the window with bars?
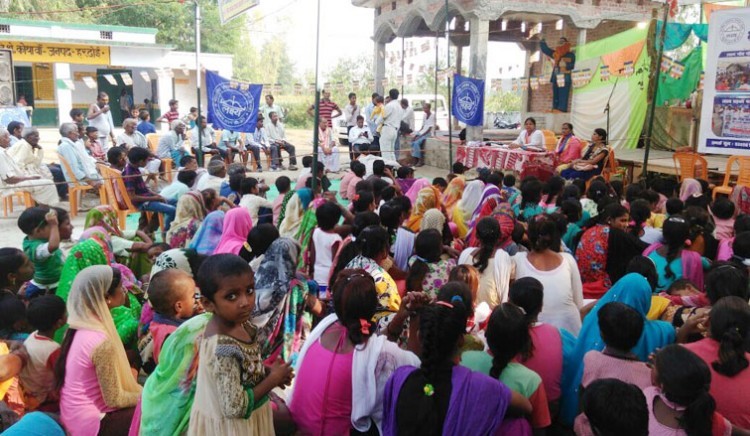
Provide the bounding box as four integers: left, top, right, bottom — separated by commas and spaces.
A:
0, 25, 10, 34
100, 31, 113, 40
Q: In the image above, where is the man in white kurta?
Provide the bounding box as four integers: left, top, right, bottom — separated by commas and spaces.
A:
116, 118, 161, 175
0, 128, 58, 205
380, 89, 403, 162
316, 118, 340, 173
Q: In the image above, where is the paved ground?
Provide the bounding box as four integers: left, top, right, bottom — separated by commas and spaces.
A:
0, 127, 449, 248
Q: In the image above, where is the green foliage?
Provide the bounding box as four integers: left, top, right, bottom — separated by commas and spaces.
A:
486, 90, 522, 112
4, 0, 242, 54
276, 95, 314, 129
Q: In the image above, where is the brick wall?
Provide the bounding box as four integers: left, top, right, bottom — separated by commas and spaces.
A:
528, 19, 638, 112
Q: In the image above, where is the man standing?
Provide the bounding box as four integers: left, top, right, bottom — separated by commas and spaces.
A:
87, 92, 116, 151
410, 102, 435, 167
118, 88, 133, 124
265, 111, 298, 170
348, 115, 371, 157
380, 89, 403, 162
343, 92, 360, 161
156, 99, 180, 127
307, 89, 341, 128
400, 98, 415, 132
260, 94, 283, 121
364, 93, 379, 136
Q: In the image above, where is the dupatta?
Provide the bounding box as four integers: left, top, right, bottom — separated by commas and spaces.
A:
643, 241, 705, 291
187, 210, 225, 255
213, 207, 253, 255
560, 273, 675, 424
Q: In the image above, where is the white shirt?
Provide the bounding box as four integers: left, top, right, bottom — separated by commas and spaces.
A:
358, 154, 400, 178
239, 193, 274, 226
364, 102, 377, 135
416, 111, 435, 137
0, 146, 23, 184
195, 174, 224, 192
266, 121, 286, 143
513, 252, 584, 335
88, 106, 114, 137
514, 129, 545, 148
157, 131, 185, 159
344, 104, 360, 127
383, 100, 404, 130
116, 131, 148, 149
348, 125, 372, 146
401, 106, 415, 131
248, 128, 269, 149
312, 228, 342, 286
189, 126, 216, 151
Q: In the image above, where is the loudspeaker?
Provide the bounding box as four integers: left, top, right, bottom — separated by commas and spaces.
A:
0, 50, 15, 107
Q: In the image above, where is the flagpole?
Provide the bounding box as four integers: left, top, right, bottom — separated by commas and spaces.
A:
195, 0, 203, 167
445, 0, 453, 163
642, 3, 669, 177
311, 0, 320, 193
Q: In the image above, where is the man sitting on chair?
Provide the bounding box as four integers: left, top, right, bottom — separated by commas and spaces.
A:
247, 117, 273, 172
57, 122, 102, 189
189, 116, 221, 158
266, 111, 298, 171
123, 147, 176, 231
0, 127, 59, 206
117, 118, 161, 180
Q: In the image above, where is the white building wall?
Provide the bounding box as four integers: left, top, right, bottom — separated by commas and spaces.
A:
6, 23, 155, 44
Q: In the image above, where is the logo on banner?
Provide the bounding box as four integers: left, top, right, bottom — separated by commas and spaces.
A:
720, 18, 745, 44
455, 80, 480, 120
207, 70, 262, 132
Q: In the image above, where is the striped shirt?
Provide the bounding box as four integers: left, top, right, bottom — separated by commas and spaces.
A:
316, 100, 340, 127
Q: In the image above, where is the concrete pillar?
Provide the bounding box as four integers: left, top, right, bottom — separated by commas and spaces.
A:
374, 41, 386, 95
467, 17, 489, 141
54, 63, 72, 127
522, 49, 531, 113
156, 75, 173, 132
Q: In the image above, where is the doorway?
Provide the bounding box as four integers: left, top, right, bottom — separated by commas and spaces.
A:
96, 68, 133, 126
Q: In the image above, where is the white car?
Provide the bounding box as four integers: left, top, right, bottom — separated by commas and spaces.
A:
404, 94, 449, 132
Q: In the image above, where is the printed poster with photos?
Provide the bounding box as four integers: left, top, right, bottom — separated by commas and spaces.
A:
699, 8, 750, 154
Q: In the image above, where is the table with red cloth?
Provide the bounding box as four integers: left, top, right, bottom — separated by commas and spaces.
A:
456, 145, 557, 172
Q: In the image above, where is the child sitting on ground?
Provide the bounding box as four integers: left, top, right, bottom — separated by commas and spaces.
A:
139, 269, 200, 373
666, 197, 684, 217
310, 202, 343, 297
160, 170, 197, 203
0, 293, 27, 340
19, 207, 73, 299
580, 302, 651, 390
711, 196, 736, 240
575, 379, 648, 436
239, 177, 274, 226
272, 176, 292, 226
503, 173, 519, 201
432, 177, 448, 193
19, 295, 66, 411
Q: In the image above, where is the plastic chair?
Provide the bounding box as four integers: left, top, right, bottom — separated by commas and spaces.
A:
2, 191, 34, 217
713, 156, 750, 199
146, 133, 173, 183
673, 151, 708, 182
57, 154, 105, 217
542, 130, 558, 151
97, 164, 164, 230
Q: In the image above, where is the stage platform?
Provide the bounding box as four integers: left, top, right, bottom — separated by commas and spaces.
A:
421, 135, 731, 183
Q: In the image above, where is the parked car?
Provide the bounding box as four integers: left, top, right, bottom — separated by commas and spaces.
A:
404, 94, 449, 132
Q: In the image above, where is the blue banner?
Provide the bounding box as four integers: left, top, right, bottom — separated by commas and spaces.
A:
206, 70, 262, 133
452, 74, 485, 126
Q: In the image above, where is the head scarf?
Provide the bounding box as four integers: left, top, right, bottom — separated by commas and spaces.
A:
150, 248, 195, 279
443, 176, 465, 215
188, 210, 225, 255
67, 265, 142, 397
252, 238, 308, 364
276, 190, 296, 228
57, 239, 109, 303
279, 192, 306, 238
214, 208, 253, 255
679, 178, 702, 202
166, 191, 206, 246
560, 273, 676, 424
405, 186, 441, 232
420, 208, 446, 232
405, 178, 431, 204
458, 180, 485, 222
138, 313, 211, 436
79, 226, 115, 263
297, 188, 314, 210
470, 185, 504, 226
84, 205, 122, 237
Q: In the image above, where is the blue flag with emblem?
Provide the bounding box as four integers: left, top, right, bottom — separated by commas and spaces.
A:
206, 70, 263, 133
451, 74, 485, 126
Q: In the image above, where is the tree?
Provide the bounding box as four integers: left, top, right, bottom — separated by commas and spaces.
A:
485, 90, 522, 112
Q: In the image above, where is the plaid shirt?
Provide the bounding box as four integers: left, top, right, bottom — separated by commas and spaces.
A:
123, 163, 153, 206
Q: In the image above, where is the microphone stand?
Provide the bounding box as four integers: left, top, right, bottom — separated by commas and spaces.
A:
604, 70, 623, 147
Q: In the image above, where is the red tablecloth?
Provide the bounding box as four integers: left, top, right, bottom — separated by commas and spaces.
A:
456, 145, 557, 172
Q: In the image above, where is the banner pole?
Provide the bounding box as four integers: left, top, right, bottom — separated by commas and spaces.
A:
642, 4, 669, 178
195, 0, 203, 168
311, 0, 321, 194
448, 75, 453, 163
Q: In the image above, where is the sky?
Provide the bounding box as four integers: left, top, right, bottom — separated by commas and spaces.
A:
244, 0, 526, 82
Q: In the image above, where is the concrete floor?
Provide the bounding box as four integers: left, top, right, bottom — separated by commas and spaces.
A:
0, 127, 449, 248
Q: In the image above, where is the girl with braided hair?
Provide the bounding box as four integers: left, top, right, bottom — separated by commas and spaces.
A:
645, 215, 709, 292
289, 269, 420, 435
383, 294, 531, 436
685, 296, 750, 428
462, 303, 552, 431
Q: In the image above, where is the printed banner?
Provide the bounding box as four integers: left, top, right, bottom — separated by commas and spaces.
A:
669, 62, 684, 79
206, 70, 262, 133
530, 77, 539, 90
452, 74, 485, 126
661, 56, 674, 74
600, 65, 610, 82
520, 77, 528, 91
0, 41, 109, 65
623, 61, 635, 76
556, 73, 566, 88
699, 8, 750, 154
218, 0, 259, 24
